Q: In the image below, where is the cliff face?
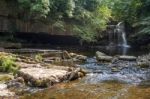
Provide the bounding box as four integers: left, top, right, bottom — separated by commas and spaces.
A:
0, 0, 73, 36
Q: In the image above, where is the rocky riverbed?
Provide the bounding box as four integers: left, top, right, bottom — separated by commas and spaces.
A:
0, 49, 149, 98
21, 51, 150, 99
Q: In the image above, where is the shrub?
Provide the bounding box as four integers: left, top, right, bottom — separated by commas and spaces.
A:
35, 54, 43, 62
0, 53, 19, 75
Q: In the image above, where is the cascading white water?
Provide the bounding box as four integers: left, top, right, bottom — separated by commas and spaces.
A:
108, 22, 130, 47
115, 22, 129, 47
108, 22, 130, 55
122, 32, 127, 46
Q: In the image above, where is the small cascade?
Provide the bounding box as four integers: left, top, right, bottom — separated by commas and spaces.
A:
115, 22, 129, 47
107, 22, 130, 55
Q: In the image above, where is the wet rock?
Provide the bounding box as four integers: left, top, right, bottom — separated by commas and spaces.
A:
118, 55, 137, 61
97, 56, 113, 62
0, 84, 15, 97
68, 68, 86, 80
111, 67, 120, 72
139, 80, 150, 87
6, 77, 25, 88
96, 51, 113, 62
138, 62, 149, 68
137, 53, 150, 68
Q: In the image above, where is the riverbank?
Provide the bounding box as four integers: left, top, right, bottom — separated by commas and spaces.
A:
0, 50, 87, 98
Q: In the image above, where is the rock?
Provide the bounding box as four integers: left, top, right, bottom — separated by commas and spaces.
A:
0, 90, 15, 97
44, 57, 62, 64
96, 51, 106, 56
6, 77, 25, 88
74, 55, 87, 61
96, 51, 113, 62
118, 55, 137, 61
69, 53, 87, 61
43, 59, 54, 63
138, 62, 149, 68
62, 51, 72, 59
0, 84, 7, 90
139, 80, 150, 87
68, 68, 86, 80
111, 67, 120, 72
137, 53, 150, 68
17, 67, 71, 87
16, 62, 42, 68
0, 84, 15, 97
42, 51, 62, 58
70, 53, 77, 57
96, 55, 113, 62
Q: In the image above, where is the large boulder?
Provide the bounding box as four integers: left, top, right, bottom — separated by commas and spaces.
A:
96, 51, 113, 62
18, 67, 70, 87
118, 55, 137, 61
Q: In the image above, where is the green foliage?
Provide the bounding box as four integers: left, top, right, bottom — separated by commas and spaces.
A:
110, 0, 142, 23
4, 0, 113, 42
133, 17, 150, 35
0, 53, 19, 75
17, 0, 50, 20
107, 0, 150, 37
5, 0, 150, 42
73, 25, 97, 42
35, 54, 43, 62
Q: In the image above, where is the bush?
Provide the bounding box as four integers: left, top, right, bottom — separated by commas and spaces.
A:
0, 53, 19, 75
35, 54, 43, 62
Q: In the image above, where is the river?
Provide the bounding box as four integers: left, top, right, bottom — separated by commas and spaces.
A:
19, 47, 150, 99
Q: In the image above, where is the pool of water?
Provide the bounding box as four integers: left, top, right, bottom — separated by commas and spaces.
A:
21, 81, 150, 99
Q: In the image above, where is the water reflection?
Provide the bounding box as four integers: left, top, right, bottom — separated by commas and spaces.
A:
106, 45, 130, 55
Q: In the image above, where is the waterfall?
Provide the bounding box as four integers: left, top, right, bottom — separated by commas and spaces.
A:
122, 32, 127, 46
116, 22, 129, 47
108, 22, 130, 47
107, 22, 130, 55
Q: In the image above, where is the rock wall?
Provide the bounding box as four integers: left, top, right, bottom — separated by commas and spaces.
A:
0, 0, 73, 36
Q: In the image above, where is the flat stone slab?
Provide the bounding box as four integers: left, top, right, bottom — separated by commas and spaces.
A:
18, 67, 70, 87
96, 56, 113, 62
96, 51, 113, 62
118, 55, 137, 61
